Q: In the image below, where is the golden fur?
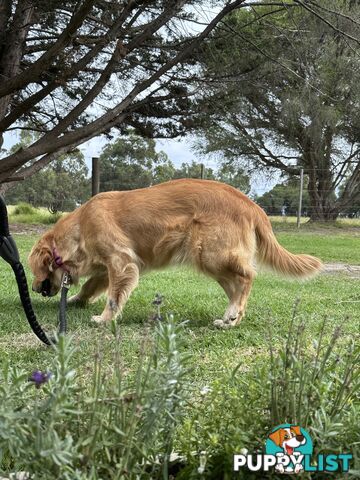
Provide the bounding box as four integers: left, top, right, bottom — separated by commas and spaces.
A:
28, 179, 322, 327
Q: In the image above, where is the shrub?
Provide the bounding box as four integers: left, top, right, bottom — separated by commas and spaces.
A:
42, 212, 63, 224
9, 206, 62, 225
0, 305, 358, 479
13, 202, 36, 216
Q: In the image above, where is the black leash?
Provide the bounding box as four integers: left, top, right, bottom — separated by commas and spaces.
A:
59, 272, 71, 335
0, 196, 68, 346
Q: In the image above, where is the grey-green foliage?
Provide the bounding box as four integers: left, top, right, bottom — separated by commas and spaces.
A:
0, 308, 358, 479
99, 132, 174, 192
0, 317, 190, 480
255, 177, 311, 215
268, 305, 360, 479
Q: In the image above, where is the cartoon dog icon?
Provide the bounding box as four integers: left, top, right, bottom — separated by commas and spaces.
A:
269, 425, 306, 474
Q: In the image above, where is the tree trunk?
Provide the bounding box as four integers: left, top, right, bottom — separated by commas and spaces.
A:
308, 181, 339, 222
302, 126, 341, 222
307, 171, 338, 221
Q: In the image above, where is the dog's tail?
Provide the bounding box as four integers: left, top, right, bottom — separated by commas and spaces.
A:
254, 209, 322, 278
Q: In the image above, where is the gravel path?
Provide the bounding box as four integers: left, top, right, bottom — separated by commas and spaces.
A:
9, 223, 47, 235
322, 263, 360, 279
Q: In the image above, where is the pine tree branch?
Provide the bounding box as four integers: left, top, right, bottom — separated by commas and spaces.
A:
0, 0, 248, 183
0, 0, 96, 98
294, 0, 360, 46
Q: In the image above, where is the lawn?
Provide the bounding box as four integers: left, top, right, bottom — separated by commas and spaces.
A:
0, 225, 359, 478
0, 229, 359, 378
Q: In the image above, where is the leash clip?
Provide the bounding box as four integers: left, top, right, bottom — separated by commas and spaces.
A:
61, 272, 71, 289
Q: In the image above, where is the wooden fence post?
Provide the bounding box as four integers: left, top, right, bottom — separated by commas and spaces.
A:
297, 168, 304, 228
92, 157, 100, 196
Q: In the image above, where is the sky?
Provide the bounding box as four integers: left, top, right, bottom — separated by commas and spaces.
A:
2, 130, 200, 168
78, 135, 200, 169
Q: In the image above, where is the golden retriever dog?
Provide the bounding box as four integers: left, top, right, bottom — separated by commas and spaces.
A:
28, 179, 322, 328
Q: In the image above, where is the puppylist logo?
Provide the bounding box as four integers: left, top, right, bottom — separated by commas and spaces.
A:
234, 424, 352, 474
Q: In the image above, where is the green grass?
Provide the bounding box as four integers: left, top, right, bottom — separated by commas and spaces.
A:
0, 232, 359, 383
277, 232, 360, 264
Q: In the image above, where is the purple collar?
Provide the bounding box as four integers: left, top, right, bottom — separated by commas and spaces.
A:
52, 247, 70, 273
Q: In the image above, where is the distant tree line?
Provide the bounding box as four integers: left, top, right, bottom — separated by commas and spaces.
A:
255, 178, 360, 218
98, 133, 250, 194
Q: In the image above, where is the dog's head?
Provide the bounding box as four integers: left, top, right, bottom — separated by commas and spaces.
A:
28, 233, 64, 297
269, 426, 306, 455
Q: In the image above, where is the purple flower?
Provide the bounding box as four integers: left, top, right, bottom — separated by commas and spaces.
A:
29, 370, 52, 389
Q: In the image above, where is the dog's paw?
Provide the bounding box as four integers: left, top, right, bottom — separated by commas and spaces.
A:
213, 319, 224, 328
213, 319, 231, 329
67, 294, 79, 304
91, 315, 106, 324
68, 295, 87, 307
275, 464, 285, 474
294, 464, 303, 474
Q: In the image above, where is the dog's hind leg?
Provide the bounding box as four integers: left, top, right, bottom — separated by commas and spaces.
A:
92, 259, 139, 323
209, 253, 255, 329
68, 273, 109, 306
214, 267, 254, 329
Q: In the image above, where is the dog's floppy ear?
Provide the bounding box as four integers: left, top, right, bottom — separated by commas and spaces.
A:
29, 246, 52, 280
291, 425, 302, 436
269, 429, 284, 446
40, 247, 52, 269
28, 236, 53, 281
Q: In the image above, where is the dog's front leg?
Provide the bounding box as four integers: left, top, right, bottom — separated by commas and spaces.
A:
69, 273, 108, 306
92, 261, 139, 323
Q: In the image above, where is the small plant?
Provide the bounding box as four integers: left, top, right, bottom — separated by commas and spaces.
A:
268, 305, 360, 428
0, 302, 358, 479
268, 304, 360, 478
151, 293, 164, 321
9, 205, 62, 225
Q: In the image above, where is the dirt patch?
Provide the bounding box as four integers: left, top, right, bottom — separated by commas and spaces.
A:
323, 263, 360, 279
9, 223, 48, 235
273, 224, 360, 236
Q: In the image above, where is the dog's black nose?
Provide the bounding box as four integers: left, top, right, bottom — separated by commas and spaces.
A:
296, 435, 305, 442
40, 278, 51, 297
